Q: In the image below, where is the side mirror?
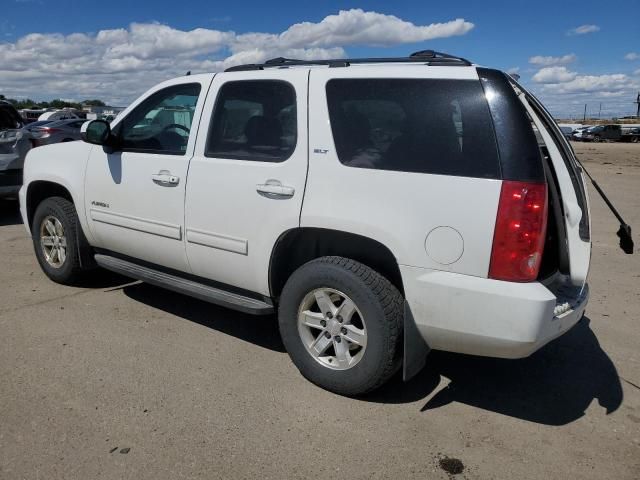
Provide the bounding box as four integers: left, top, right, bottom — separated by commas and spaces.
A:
81, 120, 112, 146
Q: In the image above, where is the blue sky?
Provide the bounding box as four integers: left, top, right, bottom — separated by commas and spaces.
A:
2, 0, 639, 117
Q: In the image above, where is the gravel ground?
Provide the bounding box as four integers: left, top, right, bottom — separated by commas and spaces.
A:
0, 142, 639, 479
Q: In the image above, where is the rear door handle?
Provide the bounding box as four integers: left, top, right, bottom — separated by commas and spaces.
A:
256, 180, 295, 199
152, 170, 179, 187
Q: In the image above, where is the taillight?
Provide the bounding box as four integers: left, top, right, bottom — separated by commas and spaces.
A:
489, 181, 548, 282
32, 128, 61, 139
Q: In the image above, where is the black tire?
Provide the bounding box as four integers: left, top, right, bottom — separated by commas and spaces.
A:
32, 196, 88, 285
278, 256, 403, 396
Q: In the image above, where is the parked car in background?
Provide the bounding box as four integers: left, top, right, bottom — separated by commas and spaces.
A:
620, 127, 640, 143
559, 126, 573, 140
23, 120, 54, 132
0, 101, 31, 198
30, 118, 86, 147
570, 126, 591, 141
582, 124, 622, 142
37, 110, 80, 122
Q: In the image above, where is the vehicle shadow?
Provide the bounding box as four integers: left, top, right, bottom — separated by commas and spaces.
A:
122, 282, 285, 352
0, 199, 22, 226
368, 316, 623, 425
115, 283, 624, 426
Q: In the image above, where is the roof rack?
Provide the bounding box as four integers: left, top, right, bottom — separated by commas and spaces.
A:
225, 50, 473, 72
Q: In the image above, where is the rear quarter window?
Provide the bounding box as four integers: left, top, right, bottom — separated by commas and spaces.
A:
325, 79, 500, 179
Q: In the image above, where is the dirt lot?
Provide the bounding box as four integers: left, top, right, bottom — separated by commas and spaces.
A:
1, 142, 639, 479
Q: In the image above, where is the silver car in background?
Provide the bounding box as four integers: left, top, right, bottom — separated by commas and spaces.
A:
0, 101, 31, 198
30, 118, 86, 147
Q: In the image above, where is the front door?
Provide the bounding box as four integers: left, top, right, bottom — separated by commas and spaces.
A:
185, 70, 309, 295
84, 78, 210, 272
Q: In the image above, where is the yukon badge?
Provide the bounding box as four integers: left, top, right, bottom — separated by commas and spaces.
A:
91, 201, 109, 208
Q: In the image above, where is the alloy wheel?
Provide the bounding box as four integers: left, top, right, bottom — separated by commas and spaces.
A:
40, 215, 67, 268
297, 288, 367, 370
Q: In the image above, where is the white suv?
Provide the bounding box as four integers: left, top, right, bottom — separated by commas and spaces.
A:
20, 51, 594, 395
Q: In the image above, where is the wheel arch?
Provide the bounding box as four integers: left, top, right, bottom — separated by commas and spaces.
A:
269, 227, 404, 299
26, 180, 74, 231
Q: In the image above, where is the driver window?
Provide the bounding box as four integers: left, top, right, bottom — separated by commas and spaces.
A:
117, 83, 201, 155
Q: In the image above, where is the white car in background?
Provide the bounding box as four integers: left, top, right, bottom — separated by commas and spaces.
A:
571, 126, 593, 141
37, 110, 80, 122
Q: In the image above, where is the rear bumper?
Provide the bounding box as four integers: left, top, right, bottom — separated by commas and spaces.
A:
401, 266, 589, 359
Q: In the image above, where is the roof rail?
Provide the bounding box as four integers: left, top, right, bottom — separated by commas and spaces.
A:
225, 50, 472, 72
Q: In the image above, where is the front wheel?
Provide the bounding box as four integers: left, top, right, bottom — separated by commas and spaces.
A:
278, 256, 403, 396
32, 197, 88, 285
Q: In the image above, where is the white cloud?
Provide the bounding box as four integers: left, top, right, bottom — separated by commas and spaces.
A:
0, 9, 474, 105
529, 54, 576, 66
506, 67, 520, 74
540, 73, 632, 93
528, 64, 640, 117
567, 24, 600, 35
532, 66, 577, 83
625, 52, 640, 60
269, 9, 474, 48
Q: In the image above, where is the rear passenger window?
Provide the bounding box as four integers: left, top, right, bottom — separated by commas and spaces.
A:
326, 79, 500, 179
206, 80, 297, 162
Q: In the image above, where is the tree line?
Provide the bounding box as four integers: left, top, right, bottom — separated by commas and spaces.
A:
0, 95, 106, 110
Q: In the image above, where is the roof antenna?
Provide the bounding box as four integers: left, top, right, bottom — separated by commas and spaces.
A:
186, 71, 191, 76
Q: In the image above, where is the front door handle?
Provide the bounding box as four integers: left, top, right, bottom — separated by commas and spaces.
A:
256, 180, 295, 199
152, 170, 179, 187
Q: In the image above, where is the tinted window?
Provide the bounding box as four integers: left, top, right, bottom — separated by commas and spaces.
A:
326, 79, 500, 178
115, 83, 201, 155
206, 80, 297, 162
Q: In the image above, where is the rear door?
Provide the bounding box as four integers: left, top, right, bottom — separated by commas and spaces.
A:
185, 70, 309, 295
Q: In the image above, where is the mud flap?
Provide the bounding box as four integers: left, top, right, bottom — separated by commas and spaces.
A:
403, 300, 431, 381
76, 222, 97, 269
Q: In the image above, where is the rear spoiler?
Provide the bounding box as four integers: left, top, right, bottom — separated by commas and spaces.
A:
575, 161, 634, 254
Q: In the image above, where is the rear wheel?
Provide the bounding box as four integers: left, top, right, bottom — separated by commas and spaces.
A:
631, 136, 639, 143
278, 256, 403, 396
32, 197, 89, 285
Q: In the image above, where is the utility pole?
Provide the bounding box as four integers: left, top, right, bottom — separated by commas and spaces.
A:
583, 104, 587, 122
598, 103, 602, 119
635, 92, 640, 118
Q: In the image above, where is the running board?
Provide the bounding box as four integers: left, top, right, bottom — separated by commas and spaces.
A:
94, 254, 274, 315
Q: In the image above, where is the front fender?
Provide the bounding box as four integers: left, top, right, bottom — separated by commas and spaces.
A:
21, 141, 94, 243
